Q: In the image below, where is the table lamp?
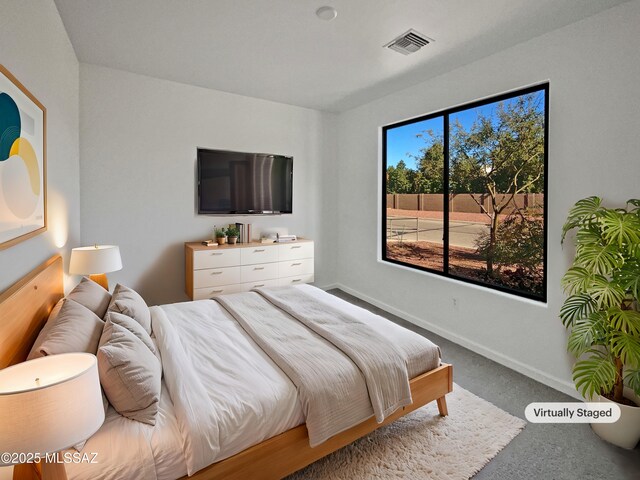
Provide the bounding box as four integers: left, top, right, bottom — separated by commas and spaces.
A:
69, 245, 122, 290
0, 353, 105, 480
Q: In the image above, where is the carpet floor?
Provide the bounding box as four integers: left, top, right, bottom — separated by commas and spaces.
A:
288, 384, 525, 480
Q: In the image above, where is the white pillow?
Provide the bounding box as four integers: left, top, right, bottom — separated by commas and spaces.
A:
97, 319, 161, 425
108, 284, 152, 335
27, 298, 105, 360
68, 277, 112, 319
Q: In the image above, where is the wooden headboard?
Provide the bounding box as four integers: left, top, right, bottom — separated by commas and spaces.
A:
0, 255, 63, 368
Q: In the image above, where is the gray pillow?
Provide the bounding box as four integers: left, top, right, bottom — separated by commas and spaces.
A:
97, 319, 161, 425
108, 284, 152, 335
105, 311, 160, 362
27, 298, 105, 360
68, 277, 112, 319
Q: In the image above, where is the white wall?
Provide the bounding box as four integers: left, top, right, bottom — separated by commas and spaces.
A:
335, 1, 640, 397
80, 65, 338, 304
0, 0, 80, 293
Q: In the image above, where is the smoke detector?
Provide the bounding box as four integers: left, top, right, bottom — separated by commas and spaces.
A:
384, 29, 433, 55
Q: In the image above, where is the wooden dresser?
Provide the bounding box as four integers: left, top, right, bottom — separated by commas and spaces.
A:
185, 239, 314, 300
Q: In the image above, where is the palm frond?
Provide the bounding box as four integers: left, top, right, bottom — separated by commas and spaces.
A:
607, 307, 640, 336
572, 352, 617, 400
610, 331, 640, 367
614, 260, 640, 301
574, 243, 624, 276
589, 275, 626, 309
567, 315, 608, 356
560, 267, 593, 295
560, 293, 595, 326
624, 368, 640, 396
575, 226, 603, 247
562, 196, 602, 242
599, 210, 640, 250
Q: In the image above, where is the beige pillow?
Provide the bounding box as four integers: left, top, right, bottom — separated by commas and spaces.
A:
27, 299, 105, 360
105, 311, 160, 362
68, 277, 112, 319
97, 319, 161, 425
108, 284, 152, 335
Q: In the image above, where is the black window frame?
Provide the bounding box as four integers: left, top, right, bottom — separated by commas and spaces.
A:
381, 83, 549, 302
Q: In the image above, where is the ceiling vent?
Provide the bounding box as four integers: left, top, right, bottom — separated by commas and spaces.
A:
384, 29, 433, 55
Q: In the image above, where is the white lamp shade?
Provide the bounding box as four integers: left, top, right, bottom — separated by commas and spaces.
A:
69, 245, 122, 275
0, 353, 105, 463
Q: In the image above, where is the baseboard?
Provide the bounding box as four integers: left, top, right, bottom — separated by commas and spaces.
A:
328, 283, 580, 400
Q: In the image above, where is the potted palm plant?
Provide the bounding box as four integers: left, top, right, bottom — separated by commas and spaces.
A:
561, 197, 640, 449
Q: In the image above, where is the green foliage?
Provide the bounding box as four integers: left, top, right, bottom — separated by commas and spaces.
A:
559, 293, 595, 327
572, 351, 617, 401
226, 227, 240, 238
476, 211, 543, 270
214, 228, 226, 237
567, 313, 607, 357
473, 210, 544, 295
561, 197, 640, 401
449, 93, 545, 196
625, 368, 640, 392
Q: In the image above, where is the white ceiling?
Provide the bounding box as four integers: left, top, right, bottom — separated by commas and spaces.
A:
54, 0, 629, 112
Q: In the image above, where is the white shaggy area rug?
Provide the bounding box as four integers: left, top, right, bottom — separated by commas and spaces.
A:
287, 384, 526, 480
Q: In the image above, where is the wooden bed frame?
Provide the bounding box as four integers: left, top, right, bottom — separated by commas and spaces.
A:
1, 255, 453, 480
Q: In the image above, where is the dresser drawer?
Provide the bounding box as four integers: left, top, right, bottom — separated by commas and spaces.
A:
240, 246, 278, 265
241, 262, 279, 283
278, 274, 315, 287
240, 278, 280, 291
278, 258, 314, 278
278, 242, 314, 261
193, 266, 241, 288
193, 283, 244, 299
193, 249, 242, 269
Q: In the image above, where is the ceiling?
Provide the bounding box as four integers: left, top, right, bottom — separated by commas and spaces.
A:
54, 0, 629, 112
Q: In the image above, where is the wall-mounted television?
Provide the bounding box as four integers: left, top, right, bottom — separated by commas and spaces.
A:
197, 148, 293, 215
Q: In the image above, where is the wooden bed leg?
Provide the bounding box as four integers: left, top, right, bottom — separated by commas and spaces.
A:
436, 396, 448, 416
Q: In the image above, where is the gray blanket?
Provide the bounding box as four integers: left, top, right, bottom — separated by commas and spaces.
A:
216, 287, 412, 446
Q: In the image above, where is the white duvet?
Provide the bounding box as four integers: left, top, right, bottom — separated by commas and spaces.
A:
66, 285, 440, 480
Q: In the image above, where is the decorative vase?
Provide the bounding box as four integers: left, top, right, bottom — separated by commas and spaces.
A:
216, 236, 226, 245
228, 236, 238, 245
591, 387, 640, 449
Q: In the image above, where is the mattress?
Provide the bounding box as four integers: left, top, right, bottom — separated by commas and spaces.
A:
66, 285, 441, 480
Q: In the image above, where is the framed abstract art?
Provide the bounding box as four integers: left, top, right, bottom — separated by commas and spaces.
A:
0, 64, 46, 250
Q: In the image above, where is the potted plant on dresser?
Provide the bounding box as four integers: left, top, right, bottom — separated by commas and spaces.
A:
226, 226, 240, 245
215, 228, 227, 245
561, 196, 640, 449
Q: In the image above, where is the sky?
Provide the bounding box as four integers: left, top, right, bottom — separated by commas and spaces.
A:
386, 91, 544, 169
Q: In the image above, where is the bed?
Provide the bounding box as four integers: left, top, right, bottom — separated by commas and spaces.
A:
0, 255, 453, 480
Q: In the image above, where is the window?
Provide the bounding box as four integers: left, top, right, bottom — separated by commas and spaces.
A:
382, 84, 548, 301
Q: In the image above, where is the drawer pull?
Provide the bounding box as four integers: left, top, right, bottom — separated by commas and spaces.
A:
254, 267, 265, 271
211, 289, 223, 294
291, 279, 301, 283
254, 284, 265, 288
211, 253, 223, 256
292, 262, 302, 266
291, 246, 302, 249
211, 271, 223, 275
254, 249, 265, 252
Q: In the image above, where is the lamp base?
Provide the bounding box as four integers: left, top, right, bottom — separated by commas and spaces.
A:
88, 274, 109, 291
12, 459, 67, 480
41, 460, 66, 480
12, 462, 40, 480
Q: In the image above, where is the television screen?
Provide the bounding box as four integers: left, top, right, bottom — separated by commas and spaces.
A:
197, 149, 293, 214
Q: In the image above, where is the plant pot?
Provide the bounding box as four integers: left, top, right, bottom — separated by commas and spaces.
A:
591, 387, 640, 449
216, 236, 226, 245
228, 236, 238, 245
